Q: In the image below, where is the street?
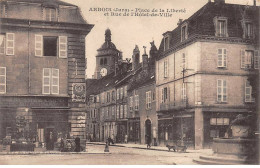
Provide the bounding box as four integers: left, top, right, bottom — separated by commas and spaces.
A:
0, 144, 208, 165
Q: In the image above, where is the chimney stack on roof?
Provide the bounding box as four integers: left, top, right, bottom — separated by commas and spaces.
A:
254, 0, 256, 6
177, 19, 183, 26
214, 0, 225, 4
132, 45, 140, 71
142, 46, 148, 71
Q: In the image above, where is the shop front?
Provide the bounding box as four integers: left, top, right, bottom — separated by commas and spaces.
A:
127, 118, 140, 143
116, 120, 127, 143
158, 111, 194, 148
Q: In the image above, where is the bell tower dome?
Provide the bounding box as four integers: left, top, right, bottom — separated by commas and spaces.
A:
94, 29, 120, 79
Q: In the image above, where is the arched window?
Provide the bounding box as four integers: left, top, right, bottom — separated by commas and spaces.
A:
104, 58, 107, 65
100, 58, 103, 65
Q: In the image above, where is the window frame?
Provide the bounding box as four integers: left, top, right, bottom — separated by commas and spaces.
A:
146, 91, 152, 109
214, 17, 228, 37
217, 79, 227, 103
181, 22, 188, 42
42, 68, 59, 95
245, 80, 255, 103
6, 33, 15, 56
0, 67, 6, 94
217, 48, 227, 68
45, 7, 57, 22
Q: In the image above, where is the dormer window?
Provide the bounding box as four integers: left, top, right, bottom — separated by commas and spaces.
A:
181, 23, 188, 42
164, 36, 169, 51
45, 8, 57, 21
242, 20, 254, 39
214, 17, 228, 37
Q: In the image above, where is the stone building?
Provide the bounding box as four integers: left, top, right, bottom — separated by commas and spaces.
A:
0, 0, 93, 150
85, 29, 159, 144
156, 0, 259, 149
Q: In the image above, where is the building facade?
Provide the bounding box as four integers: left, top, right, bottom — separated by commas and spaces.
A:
0, 0, 93, 150
156, 0, 259, 149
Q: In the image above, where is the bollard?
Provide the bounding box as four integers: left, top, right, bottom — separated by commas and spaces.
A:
104, 141, 109, 152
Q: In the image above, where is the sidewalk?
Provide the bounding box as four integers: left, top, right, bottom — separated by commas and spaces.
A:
86, 142, 213, 155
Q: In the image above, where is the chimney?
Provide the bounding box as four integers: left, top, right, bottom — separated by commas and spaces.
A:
149, 41, 158, 65
254, 0, 256, 6
177, 19, 183, 26
132, 45, 140, 71
142, 46, 148, 71
214, 0, 225, 4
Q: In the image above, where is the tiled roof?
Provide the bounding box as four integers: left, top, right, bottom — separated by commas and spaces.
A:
158, 1, 260, 59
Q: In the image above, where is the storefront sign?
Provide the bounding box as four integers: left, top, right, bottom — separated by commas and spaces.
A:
72, 83, 86, 103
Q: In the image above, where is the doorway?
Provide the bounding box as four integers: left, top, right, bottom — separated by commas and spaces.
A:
45, 128, 55, 150
145, 119, 151, 143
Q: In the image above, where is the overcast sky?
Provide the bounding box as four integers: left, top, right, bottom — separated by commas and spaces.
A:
63, 0, 259, 78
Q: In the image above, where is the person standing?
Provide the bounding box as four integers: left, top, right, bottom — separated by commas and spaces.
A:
145, 134, 151, 149
75, 137, 80, 152
124, 134, 128, 144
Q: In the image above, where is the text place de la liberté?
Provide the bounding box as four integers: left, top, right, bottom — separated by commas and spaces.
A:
89, 7, 186, 17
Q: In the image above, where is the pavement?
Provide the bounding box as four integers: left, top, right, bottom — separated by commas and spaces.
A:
0, 142, 213, 157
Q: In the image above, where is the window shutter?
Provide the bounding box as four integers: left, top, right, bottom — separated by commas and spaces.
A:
0, 35, 5, 54
0, 67, 6, 93
168, 87, 170, 102
6, 33, 14, 55
35, 35, 43, 56
223, 49, 227, 67
59, 36, 67, 58
241, 50, 245, 68
254, 50, 259, 69
43, 68, 51, 94
51, 68, 59, 94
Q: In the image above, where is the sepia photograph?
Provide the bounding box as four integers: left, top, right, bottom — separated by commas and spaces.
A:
0, 0, 259, 165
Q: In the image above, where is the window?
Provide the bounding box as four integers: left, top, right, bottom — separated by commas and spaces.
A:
217, 49, 227, 68
161, 87, 168, 103
245, 80, 255, 102
100, 58, 104, 65
116, 106, 119, 119
181, 24, 188, 41
107, 91, 110, 103
117, 89, 120, 100
124, 86, 127, 97
129, 96, 133, 111
35, 35, 67, 58
120, 87, 123, 99
112, 106, 115, 116
146, 91, 152, 109
6, 33, 14, 55
152, 91, 156, 101
244, 22, 253, 39
217, 80, 227, 102
182, 53, 186, 69
120, 105, 124, 119
45, 8, 56, 21
164, 59, 168, 78
124, 104, 127, 118
104, 58, 107, 65
214, 17, 228, 37
181, 83, 187, 102
241, 50, 254, 69
43, 68, 59, 94
164, 36, 169, 51
134, 95, 139, 110
254, 51, 259, 69
112, 91, 115, 101
0, 35, 5, 54
0, 67, 6, 94
210, 118, 229, 126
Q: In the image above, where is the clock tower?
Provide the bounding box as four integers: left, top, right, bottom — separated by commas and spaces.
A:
94, 29, 120, 79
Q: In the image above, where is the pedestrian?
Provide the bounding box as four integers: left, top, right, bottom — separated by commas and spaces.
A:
60, 138, 64, 152
145, 134, 151, 149
75, 136, 80, 152
124, 134, 128, 144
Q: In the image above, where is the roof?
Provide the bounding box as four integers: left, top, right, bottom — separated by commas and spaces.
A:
158, 1, 260, 59
1, 0, 76, 6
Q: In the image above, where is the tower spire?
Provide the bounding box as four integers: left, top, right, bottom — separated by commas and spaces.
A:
105, 28, 111, 42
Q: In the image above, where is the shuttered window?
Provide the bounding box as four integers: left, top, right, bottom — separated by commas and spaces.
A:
217, 79, 227, 102
0, 67, 6, 94
146, 91, 152, 109
6, 33, 14, 55
245, 80, 255, 102
217, 49, 227, 67
254, 51, 259, 69
59, 36, 67, 58
35, 35, 43, 56
43, 68, 59, 94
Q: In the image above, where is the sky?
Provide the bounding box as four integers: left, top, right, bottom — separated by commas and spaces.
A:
63, 0, 259, 78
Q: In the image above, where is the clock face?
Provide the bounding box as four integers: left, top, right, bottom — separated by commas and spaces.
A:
100, 68, 108, 77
